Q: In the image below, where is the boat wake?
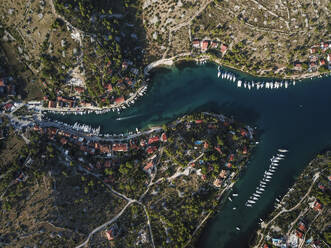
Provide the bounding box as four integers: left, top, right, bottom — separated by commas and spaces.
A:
116, 114, 142, 121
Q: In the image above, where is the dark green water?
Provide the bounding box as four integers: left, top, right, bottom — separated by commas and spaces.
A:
48, 63, 331, 247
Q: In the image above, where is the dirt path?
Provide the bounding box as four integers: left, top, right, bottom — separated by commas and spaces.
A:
162, 0, 213, 58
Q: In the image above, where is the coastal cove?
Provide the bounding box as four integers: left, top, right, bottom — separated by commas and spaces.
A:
47, 63, 331, 248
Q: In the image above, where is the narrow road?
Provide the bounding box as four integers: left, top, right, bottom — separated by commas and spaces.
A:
255, 172, 320, 248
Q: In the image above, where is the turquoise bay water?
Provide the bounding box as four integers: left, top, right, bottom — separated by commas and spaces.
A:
49, 63, 331, 247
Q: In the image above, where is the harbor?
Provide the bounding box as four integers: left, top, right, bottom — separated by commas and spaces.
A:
45, 63, 331, 248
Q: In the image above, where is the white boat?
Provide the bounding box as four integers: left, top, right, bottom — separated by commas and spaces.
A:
218, 71, 221, 78
246, 204, 252, 207
232, 76, 236, 82
232, 193, 238, 197
277, 154, 285, 157
263, 179, 270, 182
248, 200, 256, 204
248, 83, 251, 90
260, 184, 266, 188
256, 190, 263, 194
293, 80, 296, 86
253, 193, 260, 197
228, 197, 232, 202
237, 80, 242, 87
244, 82, 247, 88
260, 181, 267, 185
253, 197, 259, 200
278, 149, 288, 153
285, 81, 288, 88
256, 84, 260, 90
233, 207, 236, 210
269, 169, 276, 173
259, 188, 265, 191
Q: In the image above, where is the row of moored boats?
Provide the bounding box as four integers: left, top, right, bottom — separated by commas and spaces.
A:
217, 66, 296, 90
245, 148, 288, 208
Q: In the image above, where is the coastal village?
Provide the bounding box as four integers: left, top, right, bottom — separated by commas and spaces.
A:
253, 152, 330, 248
191, 38, 331, 75
0, 109, 255, 247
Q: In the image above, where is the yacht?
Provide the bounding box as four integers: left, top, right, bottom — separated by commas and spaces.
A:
244, 82, 247, 88
277, 154, 285, 157
248, 200, 256, 204
258, 188, 265, 192
278, 149, 289, 153
260, 181, 267, 185
232, 193, 238, 197
237, 80, 242, 87
269, 169, 276, 173
232, 76, 236, 82
246, 203, 252, 207
256, 190, 263, 194
253, 193, 260, 197
253, 197, 259, 200
233, 207, 237, 210
218, 71, 221, 78
248, 83, 251, 90
228, 197, 232, 202
263, 178, 270, 182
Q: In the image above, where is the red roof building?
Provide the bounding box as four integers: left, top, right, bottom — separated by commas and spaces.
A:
201, 40, 209, 52
160, 133, 167, 142
320, 59, 326, 66
112, 143, 128, 152
298, 222, 306, 232
195, 120, 203, 124
100, 144, 111, 153
106, 84, 113, 92
313, 200, 323, 211
296, 230, 303, 238
144, 162, 154, 171
114, 96, 125, 104
220, 44, 228, 53
204, 141, 209, 149
148, 136, 159, 144
105, 230, 114, 241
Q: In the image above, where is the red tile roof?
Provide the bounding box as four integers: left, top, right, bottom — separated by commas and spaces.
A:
201, 40, 209, 50
221, 44, 228, 53
160, 133, 167, 142
112, 143, 128, 152
144, 162, 154, 171
148, 136, 159, 144
114, 96, 125, 104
